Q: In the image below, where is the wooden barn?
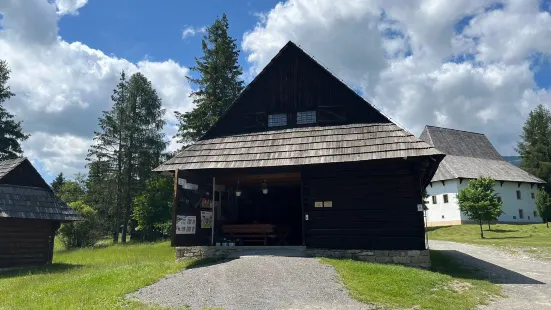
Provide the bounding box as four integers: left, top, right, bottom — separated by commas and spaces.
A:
154, 42, 444, 263
0, 158, 80, 268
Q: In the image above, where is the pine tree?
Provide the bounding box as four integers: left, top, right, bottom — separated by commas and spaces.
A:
517, 104, 551, 185
51, 172, 65, 194
0, 60, 29, 159
536, 188, 551, 228
88, 71, 128, 243
175, 14, 244, 144
120, 72, 167, 243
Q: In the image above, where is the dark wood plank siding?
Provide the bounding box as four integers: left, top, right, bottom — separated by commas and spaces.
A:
205, 45, 389, 139
0, 218, 55, 268
302, 160, 426, 250
0, 161, 51, 190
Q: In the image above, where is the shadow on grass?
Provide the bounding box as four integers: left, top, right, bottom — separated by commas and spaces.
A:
0, 263, 83, 279
484, 236, 529, 240
486, 229, 519, 233
431, 250, 544, 285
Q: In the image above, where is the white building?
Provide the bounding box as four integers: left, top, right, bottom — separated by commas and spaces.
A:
419, 126, 545, 226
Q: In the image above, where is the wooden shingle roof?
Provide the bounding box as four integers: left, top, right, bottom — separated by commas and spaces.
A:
0, 185, 82, 221
420, 126, 544, 183
155, 123, 443, 171
0, 157, 26, 180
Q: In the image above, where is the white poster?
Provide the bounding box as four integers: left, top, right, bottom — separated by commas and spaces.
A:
176, 215, 196, 234
201, 211, 213, 229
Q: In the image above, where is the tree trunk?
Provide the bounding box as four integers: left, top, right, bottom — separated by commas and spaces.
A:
547, 221, 549, 228
487, 222, 491, 231
479, 219, 484, 238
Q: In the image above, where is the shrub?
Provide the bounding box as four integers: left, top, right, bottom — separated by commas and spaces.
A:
59, 201, 102, 249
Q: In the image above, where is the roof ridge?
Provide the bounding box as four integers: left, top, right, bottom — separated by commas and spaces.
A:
425, 125, 485, 136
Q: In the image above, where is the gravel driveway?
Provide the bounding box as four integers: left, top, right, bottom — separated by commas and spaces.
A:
128, 251, 373, 310
430, 240, 551, 310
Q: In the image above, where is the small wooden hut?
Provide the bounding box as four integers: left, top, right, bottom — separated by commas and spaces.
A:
154, 42, 444, 264
0, 158, 80, 268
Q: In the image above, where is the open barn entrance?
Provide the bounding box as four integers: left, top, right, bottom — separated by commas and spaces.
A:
215, 172, 303, 246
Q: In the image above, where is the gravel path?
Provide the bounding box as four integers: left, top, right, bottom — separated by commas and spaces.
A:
430, 240, 551, 310
128, 252, 373, 310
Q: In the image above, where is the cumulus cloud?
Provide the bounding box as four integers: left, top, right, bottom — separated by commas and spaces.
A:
242, 0, 551, 155
182, 25, 206, 40
0, 0, 193, 179
55, 0, 88, 15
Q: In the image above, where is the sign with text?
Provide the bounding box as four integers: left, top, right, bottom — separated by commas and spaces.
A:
176, 215, 196, 234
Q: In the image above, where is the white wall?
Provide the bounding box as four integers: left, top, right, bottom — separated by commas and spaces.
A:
457, 181, 541, 223
426, 179, 542, 226
425, 179, 462, 226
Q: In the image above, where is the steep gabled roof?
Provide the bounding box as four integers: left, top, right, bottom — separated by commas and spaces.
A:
155, 41, 444, 173
420, 126, 544, 183
0, 158, 81, 221
0, 157, 27, 180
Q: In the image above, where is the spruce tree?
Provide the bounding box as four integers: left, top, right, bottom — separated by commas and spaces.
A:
120, 72, 166, 243
517, 104, 551, 185
88, 71, 128, 243
51, 172, 65, 194
0, 60, 29, 159
175, 14, 244, 144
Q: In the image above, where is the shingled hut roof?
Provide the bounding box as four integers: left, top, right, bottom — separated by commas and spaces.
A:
155, 42, 444, 172
156, 123, 442, 171
419, 126, 544, 184
0, 158, 81, 221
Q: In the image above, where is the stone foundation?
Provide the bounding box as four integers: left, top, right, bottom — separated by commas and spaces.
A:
176, 246, 430, 268
305, 249, 431, 268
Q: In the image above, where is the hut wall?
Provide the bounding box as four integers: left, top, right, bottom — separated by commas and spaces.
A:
0, 218, 56, 268
301, 160, 426, 250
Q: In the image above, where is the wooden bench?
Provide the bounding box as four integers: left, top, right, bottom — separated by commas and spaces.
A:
221, 224, 276, 246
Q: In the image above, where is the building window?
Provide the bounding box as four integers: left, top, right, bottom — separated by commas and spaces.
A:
297, 111, 316, 125
443, 194, 449, 203
432, 196, 437, 204
516, 190, 521, 200
268, 114, 287, 127
497, 196, 502, 203
531, 192, 535, 199
519, 209, 524, 219
513, 216, 517, 219
534, 211, 538, 217
441, 215, 445, 219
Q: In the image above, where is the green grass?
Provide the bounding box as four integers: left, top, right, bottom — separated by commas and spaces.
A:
428, 223, 551, 247
323, 251, 501, 310
0, 241, 193, 310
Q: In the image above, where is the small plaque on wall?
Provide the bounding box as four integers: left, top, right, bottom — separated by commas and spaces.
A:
314, 201, 323, 208
323, 201, 332, 208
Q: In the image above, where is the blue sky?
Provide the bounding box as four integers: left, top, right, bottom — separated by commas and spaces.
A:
58, 1, 279, 70
1, 0, 551, 182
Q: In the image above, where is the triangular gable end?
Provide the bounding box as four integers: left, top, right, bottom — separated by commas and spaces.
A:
0, 158, 53, 191
202, 41, 391, 139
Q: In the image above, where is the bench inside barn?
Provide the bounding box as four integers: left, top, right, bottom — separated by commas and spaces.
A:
221, 224, 277, 246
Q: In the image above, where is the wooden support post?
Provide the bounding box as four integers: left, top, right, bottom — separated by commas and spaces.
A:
212, 177, 216, 245
171, 169, 180, 247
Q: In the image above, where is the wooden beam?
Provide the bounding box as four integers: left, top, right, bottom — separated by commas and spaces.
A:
459, 178, 463, 184
531, 183, 535, 189
518, 182, 521, 188
441, 180, 445, 186
500, 181, 505, 187
429, 182, 432, 188
171, 169, 180, 247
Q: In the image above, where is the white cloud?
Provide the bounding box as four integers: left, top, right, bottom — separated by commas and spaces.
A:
55, 0, 88, 15
243, 0, 551, 155
182, 25, 206, 40
0, 0, 193, 180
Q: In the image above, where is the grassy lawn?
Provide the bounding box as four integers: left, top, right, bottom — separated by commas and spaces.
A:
428, 223, 551, 259
0, 241, 193, 310
324, 251, 501, 310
